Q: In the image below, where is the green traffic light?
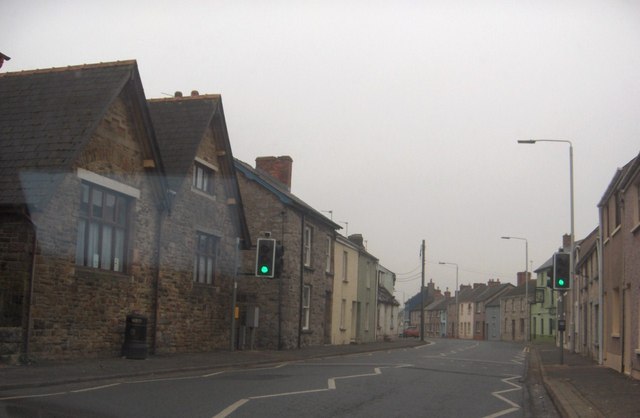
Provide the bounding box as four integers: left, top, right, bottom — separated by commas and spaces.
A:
260, 265, 270, 274
558, 279, 565, 287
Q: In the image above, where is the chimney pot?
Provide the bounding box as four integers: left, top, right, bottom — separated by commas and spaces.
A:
191, 90, 199, 96
175, 91, 183, 97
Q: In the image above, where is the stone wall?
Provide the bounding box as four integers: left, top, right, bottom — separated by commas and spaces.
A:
23, 92, 162, 360
236, 169, 334, 350
156, 125, 238, 353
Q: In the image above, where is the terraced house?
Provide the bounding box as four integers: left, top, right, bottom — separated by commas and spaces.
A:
234, 157, 341, 350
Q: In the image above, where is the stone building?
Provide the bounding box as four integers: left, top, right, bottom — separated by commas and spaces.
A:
234, 157, 340, 350
0, 61, 170, 360
0, 61, 252, 361
148, 92, 251, 353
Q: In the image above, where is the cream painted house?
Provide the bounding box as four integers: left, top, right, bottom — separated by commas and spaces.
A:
331, 235, 360, 345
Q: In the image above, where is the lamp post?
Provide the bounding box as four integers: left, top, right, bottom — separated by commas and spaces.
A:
501, 236, 529, 342
439, 262, 458, 339
518, 139, 574, 363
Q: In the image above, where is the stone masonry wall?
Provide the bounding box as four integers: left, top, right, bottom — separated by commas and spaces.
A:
25, 92, 162, 360
156, 125, 238, 353
236, 170, 334, 350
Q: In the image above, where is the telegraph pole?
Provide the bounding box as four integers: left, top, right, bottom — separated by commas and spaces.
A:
420, 240, 425, 341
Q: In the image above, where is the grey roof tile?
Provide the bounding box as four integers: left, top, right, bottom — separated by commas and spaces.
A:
0, 61, 138, 210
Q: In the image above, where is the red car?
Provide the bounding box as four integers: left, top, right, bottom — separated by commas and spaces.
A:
402, 326, 419, 338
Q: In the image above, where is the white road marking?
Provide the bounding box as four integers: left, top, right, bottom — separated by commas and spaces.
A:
71, 383, 121, 393
211, 367, 384, 418
482, 375, 522, 418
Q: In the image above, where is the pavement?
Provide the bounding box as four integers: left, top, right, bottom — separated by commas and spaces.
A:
1, 338, 639, 417
528, 340, 640, 418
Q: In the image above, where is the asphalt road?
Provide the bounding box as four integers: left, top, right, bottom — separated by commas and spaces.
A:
1, 340, 529, 418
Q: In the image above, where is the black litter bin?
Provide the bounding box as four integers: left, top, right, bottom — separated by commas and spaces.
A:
122, 314, 148, 359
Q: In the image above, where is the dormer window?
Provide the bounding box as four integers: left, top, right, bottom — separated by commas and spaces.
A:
193, 162, 214, 195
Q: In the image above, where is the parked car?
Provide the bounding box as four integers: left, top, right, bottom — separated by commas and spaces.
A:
402, 326, 419, 338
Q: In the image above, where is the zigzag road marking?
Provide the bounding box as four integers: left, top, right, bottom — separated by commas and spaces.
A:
212, 365, 406, 418
482, 375, 522, 418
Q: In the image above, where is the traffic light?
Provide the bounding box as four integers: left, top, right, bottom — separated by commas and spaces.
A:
553, 252, 570, 290
255, 238, 276, 278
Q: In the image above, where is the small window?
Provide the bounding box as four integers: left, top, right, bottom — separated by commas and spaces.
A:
193, 162, 214, 195
302, 285, 311, 330
76, 182, 129, 272
303, 225, 312, 267
194, 232, 219, 284
325, 236, 332, 273
342, 251, 348, 281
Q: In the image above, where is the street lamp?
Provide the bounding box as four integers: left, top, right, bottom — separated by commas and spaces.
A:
439, 261, 459, 339
518, 139, 574, 363
501, 236, 529, 342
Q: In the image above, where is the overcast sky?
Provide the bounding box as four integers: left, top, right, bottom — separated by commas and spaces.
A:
3, 0, 639, 302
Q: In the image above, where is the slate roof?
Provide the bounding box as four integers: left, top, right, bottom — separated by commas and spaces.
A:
0, 60, 166, 211
148, 95, 219, 192
378, 285, 400, 306
425, 296, 448, 311
148, 94, 251, 246
473, 283, 513, 303
234, 158, 341, 231
502, 280, 537, 298
598, 154, 639, 207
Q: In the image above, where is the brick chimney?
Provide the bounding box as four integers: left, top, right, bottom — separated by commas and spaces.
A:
517, 271, 531, 286
562, 234, 571, 251
255, 156, 293, 190
444, 289, 451, 299
487, 279, 501, 287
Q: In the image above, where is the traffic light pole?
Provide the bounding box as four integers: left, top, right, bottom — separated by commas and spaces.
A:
420, 240, 425, 341
558, 291, 564, 365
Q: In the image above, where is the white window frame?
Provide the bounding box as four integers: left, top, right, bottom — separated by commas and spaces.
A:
303, 225, 312, 267
302, 285, 311, 330
342, 251, 348, 282
325, 236, 331, 273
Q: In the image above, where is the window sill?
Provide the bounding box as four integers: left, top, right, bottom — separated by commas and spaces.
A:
190, 187, 217, 201
631, 222, 640, 235
301, 329, 313, 334
74, 266, 130, 280
611, 225, 621, 237
635, 349, 640, 355
611, 333, 621, 339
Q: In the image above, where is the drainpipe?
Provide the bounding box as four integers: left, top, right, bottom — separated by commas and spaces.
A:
298, 212, 306, 349
19, 210, 37, 360
152, 207, 164, 355
597, 209, 604, 365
